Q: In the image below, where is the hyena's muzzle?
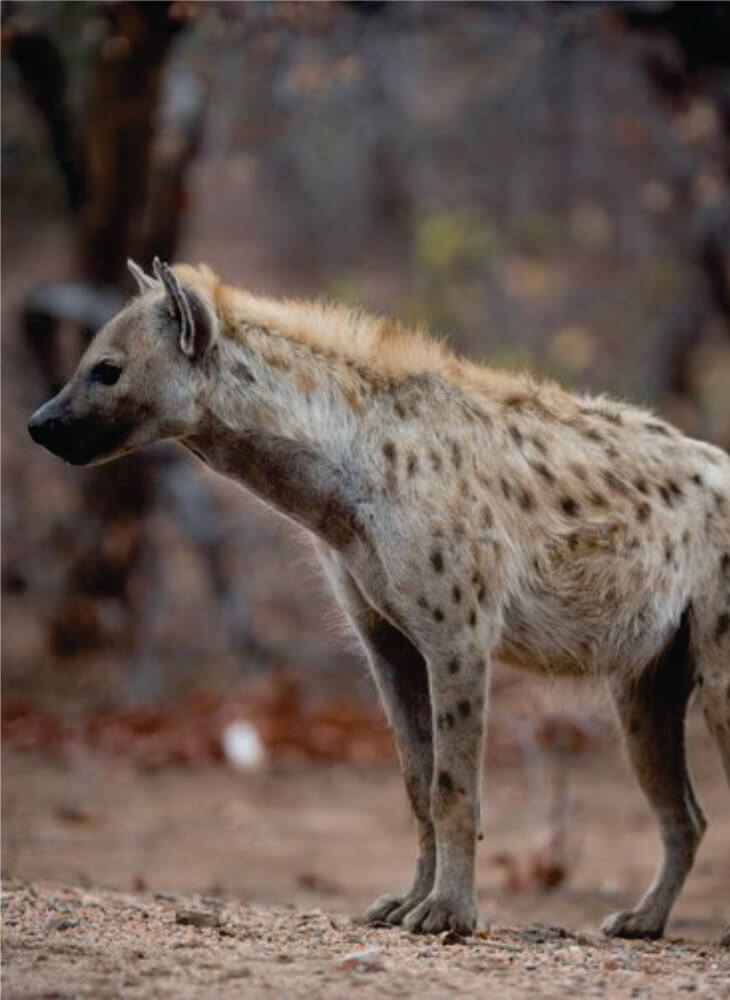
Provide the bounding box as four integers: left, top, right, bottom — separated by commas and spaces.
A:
28, 388, 135, 466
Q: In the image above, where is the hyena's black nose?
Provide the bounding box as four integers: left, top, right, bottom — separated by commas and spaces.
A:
27, 411, 47, 444
28, 407, 60, 448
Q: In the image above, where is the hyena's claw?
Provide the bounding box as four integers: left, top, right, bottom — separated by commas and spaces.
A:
402, 892, 477, 935
600, 908, 665, 940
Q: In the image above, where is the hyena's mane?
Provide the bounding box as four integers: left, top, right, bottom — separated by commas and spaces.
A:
172, 262, 586, 421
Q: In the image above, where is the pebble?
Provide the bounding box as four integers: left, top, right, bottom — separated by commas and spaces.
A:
341, 949, 385, 972
46, 917, 80, 932
175, 909, 221, 929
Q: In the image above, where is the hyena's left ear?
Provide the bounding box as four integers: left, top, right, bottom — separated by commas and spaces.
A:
152, 257, 216, 360
127, 258, 158, 294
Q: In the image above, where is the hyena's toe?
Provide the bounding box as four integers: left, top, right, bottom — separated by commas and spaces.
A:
401, 892, 477, 936
363, 893, 407, 925
601, 908, 665, 940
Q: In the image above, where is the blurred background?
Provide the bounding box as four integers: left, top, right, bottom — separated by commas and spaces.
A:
2, 1, 730, 932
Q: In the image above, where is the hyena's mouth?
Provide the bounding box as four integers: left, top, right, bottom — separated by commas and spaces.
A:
28, 413, 134, 466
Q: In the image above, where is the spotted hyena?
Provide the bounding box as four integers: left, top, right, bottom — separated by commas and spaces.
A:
29, 258, 730, 941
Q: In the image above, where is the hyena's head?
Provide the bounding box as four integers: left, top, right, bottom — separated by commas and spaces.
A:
28, 258, 218, 466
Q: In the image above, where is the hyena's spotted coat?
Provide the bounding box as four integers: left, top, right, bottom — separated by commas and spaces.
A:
28, 259, 730, 941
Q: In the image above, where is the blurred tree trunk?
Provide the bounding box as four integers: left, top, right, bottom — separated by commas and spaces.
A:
79, 1, 182, 283
8, 3, 262, 689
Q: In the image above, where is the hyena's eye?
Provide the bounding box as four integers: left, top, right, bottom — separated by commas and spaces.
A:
90, 361, 122, 386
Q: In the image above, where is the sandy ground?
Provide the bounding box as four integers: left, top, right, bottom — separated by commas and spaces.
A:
3, 722, 729, 998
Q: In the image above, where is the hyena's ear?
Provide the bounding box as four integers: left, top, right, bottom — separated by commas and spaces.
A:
152, 256, 216, 360
127, 258, 158, 294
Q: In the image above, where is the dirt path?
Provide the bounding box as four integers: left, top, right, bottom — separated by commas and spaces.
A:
3, 725, 729, 998
3, 880, 728, 1000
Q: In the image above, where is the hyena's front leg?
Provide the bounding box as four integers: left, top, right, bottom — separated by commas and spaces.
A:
318, 554, 436, 924
402, 646, 490, 935
358, 613, 436, 925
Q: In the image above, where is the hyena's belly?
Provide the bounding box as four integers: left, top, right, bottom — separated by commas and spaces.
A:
496, 558, 689, 678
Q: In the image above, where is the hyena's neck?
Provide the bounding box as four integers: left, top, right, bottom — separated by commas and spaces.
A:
185, 326, 367, 548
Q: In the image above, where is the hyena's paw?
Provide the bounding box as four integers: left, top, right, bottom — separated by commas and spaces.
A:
601, 908, 665, 940
363, 892, 426, 926
401, 891, 477, 936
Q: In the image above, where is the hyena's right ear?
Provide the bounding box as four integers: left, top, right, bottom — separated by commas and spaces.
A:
127, 258, 158, 294
152, 256, 217, 361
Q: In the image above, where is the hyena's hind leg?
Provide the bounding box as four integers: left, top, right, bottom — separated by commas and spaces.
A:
319, 555, 436, 925
602, 608, 707, 940
692, 567, 730, 946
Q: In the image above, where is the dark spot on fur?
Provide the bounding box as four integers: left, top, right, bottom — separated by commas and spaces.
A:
433, 607, 444, 622
469, 609, 477, 627
721, 553, 730, 577
394, 401, 406, 419
482, 504, 493, 528
560, 496, 579, 517
407, 453, 417, 476
588, 491, 607, 507
581, 427, 604, 443
519, 487, 534, 511
501, 478, 511, 500
431, 550, 444, 573
438, 770, 454, 791
682, 529, 690, 546
604, 444, 619, 459
452, 585, 462, 604
383, 441, 396, 462
508, 424, 523, 447
715, 613, 730, 642
602, 470, 627, 495
597, 408, 623, 426
504, 394, 526, 409
667, 480, 682, 499
570, 463, 587, 481
457, 699, 471, 718
636, 502, 651, 523
448, 657, 460, 674
664, 537, 674, 562
692, 473, 703, 487
451, 442, 462, 469
437, 714, 445, 731
658, 484, 672, 506
646, 422, 671, 437
445, 714, 454, 730
233, 361, 256, 384
429, 450, 442, 472
634, 477, 648, 495
568, 532, 579, 551
714, 491, 726, 513
531, 461, 555, 484
417, 596, 428, 609
531, 436, 548, 456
